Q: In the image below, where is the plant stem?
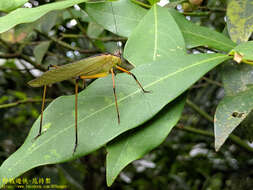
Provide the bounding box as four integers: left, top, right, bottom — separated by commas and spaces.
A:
36, 30, 100, 54
186, 99, 213, 122
0, 98, 53, 109
176, 125, 253, 153
183, 12, 210, 16
202, 77, 223, 87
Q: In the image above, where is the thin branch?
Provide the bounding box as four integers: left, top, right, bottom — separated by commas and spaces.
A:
35, 29, 100, 54
0, 53, 20, 58
19, 54, 46, 71
198, 6, 226, 12
92, 37, 127, 42
183, 11, 211, 16
186, 99, 213, 122
176, 125, 253, 153
0, 98, 53, 109
0, 52, 46, 71
202, 77, 223, 87
0, 66, 38, 71
60, 33, 127, 42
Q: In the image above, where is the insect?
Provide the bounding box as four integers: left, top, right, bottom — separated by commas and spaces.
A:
28, 3, 149, 153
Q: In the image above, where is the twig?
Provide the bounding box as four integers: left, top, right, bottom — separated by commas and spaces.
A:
0, 66, 38, 71
202, 77, 223, 87
0, 52, 46, 71
35, 29, 100, 54
186, 99, 213, 122
183, 11, 211, 16
60, 33, 127, 42
0, 53, 20, 58
0, 98, 53, 109
198, 6, 226, 12
19, 54, 46, 71
176, 125, 253, 153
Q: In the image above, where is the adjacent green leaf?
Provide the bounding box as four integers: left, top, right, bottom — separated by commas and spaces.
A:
227, 0, 253, 43
0, 53, 229, 187
36, 11, 61, 34
62, 8, 90, 22
85, 0, 147, 37
0, 0, 27, 12
87, 22, 104, 38
222, 62, 253, 96
106, 95, 186, 186
214, 62, 253, 151
124, 5, 186, 66
86, 3, 235, 54
34, 41, 51, 64
0, 0, 88, 34
169, 9, 236, 52
229, 41, 253, 64
214, 87, 253, 151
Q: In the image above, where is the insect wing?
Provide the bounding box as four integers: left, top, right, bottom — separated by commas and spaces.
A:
28, 55, 112, 87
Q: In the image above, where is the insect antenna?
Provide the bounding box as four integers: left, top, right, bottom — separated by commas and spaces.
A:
110, 2, 122, 58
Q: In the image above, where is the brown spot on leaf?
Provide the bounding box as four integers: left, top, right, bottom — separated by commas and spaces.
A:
232, 112, 245, 118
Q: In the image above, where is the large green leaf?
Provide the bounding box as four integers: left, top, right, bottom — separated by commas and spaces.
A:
0, 0, 88, 33
222, 63, 253, 96
0, 0, 27, 12
85, 0, 147, 37
227, 0, 253, 43
124, 5, 186, 66
106, 4, 185, 185
169, 9, 236, 52
0, 53, 229, 186
214, 87, 253, 151
87, 22, 104, 38
106, 95, 186, 186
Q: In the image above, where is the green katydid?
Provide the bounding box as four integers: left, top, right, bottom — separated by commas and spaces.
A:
28, 3, 149, 153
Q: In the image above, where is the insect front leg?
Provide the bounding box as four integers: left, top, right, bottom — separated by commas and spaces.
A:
115, 65, 150, 93
35, 65, 59, 140
73, 78, 79, 153
110, 68, 120, 124
35, 85, 47, 139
